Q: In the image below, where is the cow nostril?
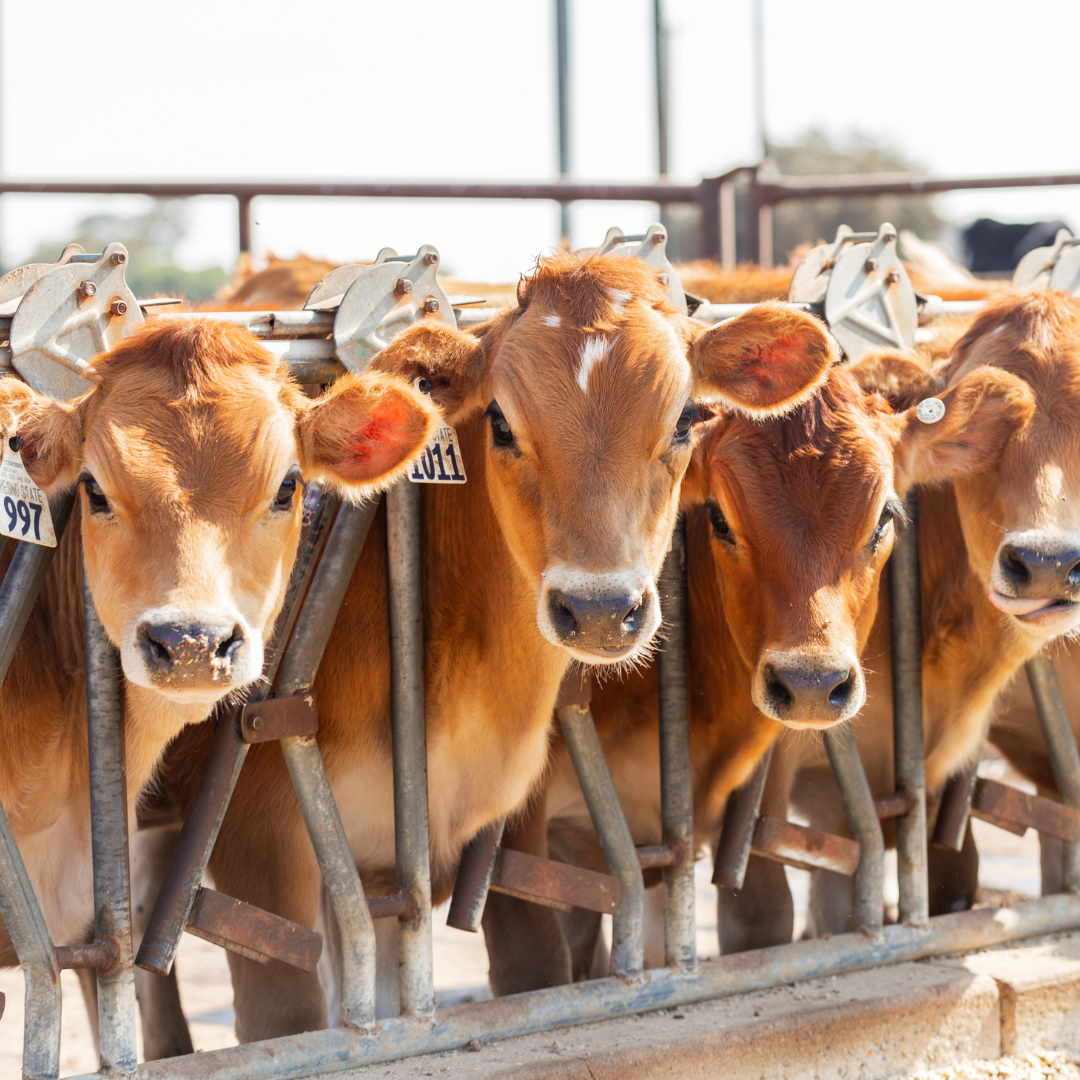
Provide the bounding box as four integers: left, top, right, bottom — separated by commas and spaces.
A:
148, 637, 170, 664
620, 600, 643, 635
828, 669, 856, 709
1001, 548, 1031, 586
547, 593, 579, 640
763, 664, 793, 711
216, 627, 245, 660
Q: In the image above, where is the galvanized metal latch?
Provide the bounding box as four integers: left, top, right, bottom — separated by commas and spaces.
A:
238, 691, 318, 744
577, 223, 693, 314
1013, 227, 1080, 294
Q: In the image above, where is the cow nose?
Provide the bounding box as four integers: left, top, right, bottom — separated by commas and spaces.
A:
137, 620, 246, 679
758, 657, 862, 727
545, 587, 651, 653
998, 542, 1080, 593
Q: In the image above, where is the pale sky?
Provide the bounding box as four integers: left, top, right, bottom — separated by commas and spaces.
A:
2, 0, 1078, 281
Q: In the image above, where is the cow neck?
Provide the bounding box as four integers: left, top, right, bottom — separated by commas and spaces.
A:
685, 506, 781, 831
915, 484, 1041, 790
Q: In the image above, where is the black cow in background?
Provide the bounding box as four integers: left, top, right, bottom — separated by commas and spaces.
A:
963, 217, 1070, 274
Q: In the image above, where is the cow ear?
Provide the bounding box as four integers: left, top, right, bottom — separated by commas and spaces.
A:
368, 313, 508, 425
690, 304, 836, 416
894, 365, 1035, 493
297, 371, 439, 497
0, 377, 83, 492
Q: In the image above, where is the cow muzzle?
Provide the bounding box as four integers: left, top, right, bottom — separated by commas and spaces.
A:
124, 607, 261, 701
753, 648, 865, 729
989, 530, 1080, 635
537, 566, 661, 664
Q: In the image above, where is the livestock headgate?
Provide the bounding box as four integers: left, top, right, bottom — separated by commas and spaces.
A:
1, 168, 1080, 1080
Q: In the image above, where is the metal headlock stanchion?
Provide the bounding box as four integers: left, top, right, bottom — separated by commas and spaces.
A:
656, 516, 696, 970
891, 491, 930, 926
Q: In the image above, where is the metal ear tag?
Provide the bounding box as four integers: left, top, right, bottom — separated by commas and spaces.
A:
916, 398, 946, 424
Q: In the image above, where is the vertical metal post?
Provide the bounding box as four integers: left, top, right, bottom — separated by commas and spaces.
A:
746, 171, 761, 270
83, 562, 137, 1074
751, 0, 768, 160
698, 177, 721, 263
891, 491, 929, 926
558, 704, 644, 978
822, 728, 884, 931
653, 0, 670, 240
237, 194, 253, 255
657, 518, 695, 970
1026, 655, 1080, 890
713, 746, 772, 890
386, 480, 434, 1016
555, 0, 571, 243
720, 180, 737, 268
758, 203, 774, 268
277, 497, 383, 1028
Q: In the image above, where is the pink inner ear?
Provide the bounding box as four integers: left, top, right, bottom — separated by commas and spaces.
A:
744, 333, 801, 373
339, 401, 419, 482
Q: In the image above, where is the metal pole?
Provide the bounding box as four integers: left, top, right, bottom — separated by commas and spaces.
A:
386, 480, 434, 1016
558, 703, 644, 978
713, 746, 772, 890
720, 180, 737, 268
822, 728, 884, 932
758, 203, 773, 268
752, 0, 768, 159
891, 491, 929, 926
657, 518, 695, 970
654, 0, 669, 179
555, 0, 571, 243
1026, 655, 1080, 890
238, 194, 253, 255
84, 560, 138, 1074
277, 497, 382, 1028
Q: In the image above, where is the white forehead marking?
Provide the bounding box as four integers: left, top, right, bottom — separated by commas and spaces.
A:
577, 335, 610, 393
606, 287, 632, 314
992, 325, 1005, 336
541, 313, 561, 328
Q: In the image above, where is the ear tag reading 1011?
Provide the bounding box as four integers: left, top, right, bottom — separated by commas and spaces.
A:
409, 424, 467, 484
0, 440, 56, 546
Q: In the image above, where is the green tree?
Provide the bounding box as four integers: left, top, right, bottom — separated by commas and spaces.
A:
767, 128, 944, 263
20, 200, 228, 301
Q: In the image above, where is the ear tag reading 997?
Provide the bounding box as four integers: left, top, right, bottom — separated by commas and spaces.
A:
0, 440, 56, 546
408, 424, 467, 484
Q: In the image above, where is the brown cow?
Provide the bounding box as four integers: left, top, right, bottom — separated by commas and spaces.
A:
733, 291, 1080, 947
481, 355, 1034, 989
148, 253, 842, 1042
0, 321, 435, 965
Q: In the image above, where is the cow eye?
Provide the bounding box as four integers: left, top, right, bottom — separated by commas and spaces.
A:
84, 476, 110, 514
870, 502, 900, 549
674, 401, 701, 444
485, 402, 515, 448
273, 473, 299, 510
707, 497, 733, 543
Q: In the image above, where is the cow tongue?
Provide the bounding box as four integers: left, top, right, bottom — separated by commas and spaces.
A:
989, 593, 1057, 616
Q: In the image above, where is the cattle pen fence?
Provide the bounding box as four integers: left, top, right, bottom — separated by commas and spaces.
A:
0, 181, 1079, 1079
4, 162, 1080, 267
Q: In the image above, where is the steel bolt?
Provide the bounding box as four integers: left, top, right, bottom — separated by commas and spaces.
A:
109, 299, 128, 316
658, 273, 670, 286
885, 268, 901, 284
250, 717, 263, 731
110, 252, 126, 266
654, 232, 667, 244
864, 258, 879, 274
423, 296, 440, 313
78, 280, 97, 299
424, 252, 438, 265
882, 231, 897, 244
395, 278, 413, 295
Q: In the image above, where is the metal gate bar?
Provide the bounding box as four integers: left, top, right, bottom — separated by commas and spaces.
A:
556, 704, 645, 979
83, 562, 138, 1075
891, 491, 929, 926
386, 480, 435, 1016
656, 517, 696, 970
821, 729, 884, 931
82, 893, 1080, 1080
1026, 655, 1080, 890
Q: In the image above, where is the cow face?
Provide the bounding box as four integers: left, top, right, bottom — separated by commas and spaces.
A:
680, 362, 1033, 730
943, 295, 1080, 640
372, 254, 834, 668
0, 320, 436, 705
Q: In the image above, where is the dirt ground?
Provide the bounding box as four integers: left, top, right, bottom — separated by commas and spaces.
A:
0, 761, 1048, 1076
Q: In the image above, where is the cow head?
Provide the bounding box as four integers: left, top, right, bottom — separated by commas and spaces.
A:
939, 293, 1080, 639
0, 319, 436, 705
372, 254, 833, 667
680, 361, 1033, 729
